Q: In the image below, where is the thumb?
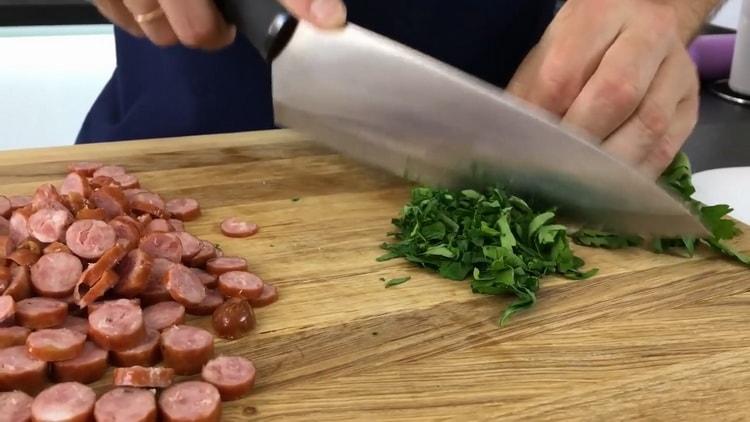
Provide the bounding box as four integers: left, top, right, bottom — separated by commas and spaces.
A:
279, 0, 347, 29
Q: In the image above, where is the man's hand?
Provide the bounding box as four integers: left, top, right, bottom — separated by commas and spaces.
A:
508, 0, 717, 178
94, 0, 346, 50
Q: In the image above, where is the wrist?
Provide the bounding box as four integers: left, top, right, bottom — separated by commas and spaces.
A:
659, 0, 725, 43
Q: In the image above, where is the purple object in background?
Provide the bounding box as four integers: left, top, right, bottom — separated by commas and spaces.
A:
688, 34, 736, 81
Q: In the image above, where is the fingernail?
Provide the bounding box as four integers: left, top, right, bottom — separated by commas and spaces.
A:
310, 0, 346, 28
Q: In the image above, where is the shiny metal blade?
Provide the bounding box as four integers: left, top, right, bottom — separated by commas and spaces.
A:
272, 22, 708, 237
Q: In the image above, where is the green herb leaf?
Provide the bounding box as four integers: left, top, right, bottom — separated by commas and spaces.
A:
384, 277, 411, 288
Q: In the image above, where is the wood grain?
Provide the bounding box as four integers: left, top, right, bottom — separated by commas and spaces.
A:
3, 130, 749, 421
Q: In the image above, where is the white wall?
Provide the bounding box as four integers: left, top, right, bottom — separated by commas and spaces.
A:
0, 25, 116, 151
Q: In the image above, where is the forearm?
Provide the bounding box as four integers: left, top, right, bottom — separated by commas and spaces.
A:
662, 0, 727, 42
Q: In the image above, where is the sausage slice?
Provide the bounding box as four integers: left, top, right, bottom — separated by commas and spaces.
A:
250, 284, 279, 308
88, 299, 146, 351
0, 346, 47, 394
159, 381, 221, 422
68, 162, 104, 177
160, 325, 214, 375
140, 233, 182, 263
163, 264, 206, 306
113, 249, 153, 298
212, 299, 255, 340
0, 390, 32, 422
110, 328, 161, 367
28, 208, 73, 243
108, 216, 141, 250
51, 341, 108, 384
66, 219, 117, 260
220, 217, 259, 238
217, 271, 263, 300
90, 186, 128, 219
143, 218, 174, 234
9, 208, 31, 246
4, 265, 32, 302
201, 356, 256, 401
173, 232, 201, 263
31, 382, 96, 422
8, 196, 32, 211
94, 387, 157, 422
129, 192, 169, 219
191, 268, 218, 289
30, 252, 83, 298
185, 289, 224, 316
189, 240, 218, 268
0, 326, 30, 348
143, 301, 185, 332
165, 198, 201, 221
16, 297, 67, 329
26, 328, 87, 362
0, 197, 12, 219
60, 172, 92, 198
205, 256, 248, 276
61, 315, 89, 336
0, 295, 15, 325
43, 242, 71, 255
113, 366, 175, 388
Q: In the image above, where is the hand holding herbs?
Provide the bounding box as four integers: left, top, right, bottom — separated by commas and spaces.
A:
380, 153, 749, 325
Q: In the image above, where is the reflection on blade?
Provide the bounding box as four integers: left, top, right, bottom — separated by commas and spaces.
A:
272, 22, 708, 237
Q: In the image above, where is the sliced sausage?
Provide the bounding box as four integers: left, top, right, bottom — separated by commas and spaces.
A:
113, 249, 153, 298
43, 242, 71, 255
160, 325, 214, 375
9, 208, 31, 245
144, 218, 174, 234
163, 264, 206, 306
139, 258, 174, 306
173, 232, 202, 263
87, 298, 140, 316
159, 381, 221, 422
15, 239, 41, 254
4, 265, 32, 301
110, 328, 161, 367
30, 252, 82, 298
93, 165, 126, 178
63, 191, 88, 214
26, 328, 86, 362
94, 387, 157, 422
8, 196, 32, 211
28, 208, 73, 243
68, 161, 104, 176
61, 315, 89, 336
78, 242, 128, 287
206, 257, 248, 276
52, 341, 108, 384
75, 207, 107, 221
139, 232, 182, 263
166, 198, 201, 222
0, 216, 9, 237
0, 236, 13, 260
0, 295, 14, 325
136, 213, 152, 231
130, 192, 168, 219
112, 173, 140, 189
31, 184, 66, 212
169, 219, 185, 232
0, 197, 11, 219
109, 216, 141, 250
143, 301, 185, 332
88, 299, 145, 351
0, 390, 32, 422
7, 249, 39, 267
113, 366, 175, 388
90, 186, 128, 219
89, 175, 117, 189
212, 299, 255, 340
31, 382, 95, 422
0, 326, 30, 348
250, 284, 279, 308
201, 356, 256, 401
0, 266, 9, 293
217, 271, 263, 300
189, 241, 218, 268
16, 297, 67, 329
60, 172, 92, 198
0, 346, 47, 394
66, 219, 117, 260
75, 269, 119, 308
185, 289, 224, 316
191, 268, 217, 289
220, 217, 259, 238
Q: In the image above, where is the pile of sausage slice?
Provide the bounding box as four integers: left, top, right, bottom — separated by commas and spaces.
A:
0, 162, 276, 421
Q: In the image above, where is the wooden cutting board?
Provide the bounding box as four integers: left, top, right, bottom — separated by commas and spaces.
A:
2, 129, 750, 421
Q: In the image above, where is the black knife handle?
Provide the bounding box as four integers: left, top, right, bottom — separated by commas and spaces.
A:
215, 0, 298, 61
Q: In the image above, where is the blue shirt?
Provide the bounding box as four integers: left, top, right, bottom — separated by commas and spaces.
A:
77, 1, 555, 143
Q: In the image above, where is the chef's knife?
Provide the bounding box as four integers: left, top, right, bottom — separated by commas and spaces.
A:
217, 0, 708, 237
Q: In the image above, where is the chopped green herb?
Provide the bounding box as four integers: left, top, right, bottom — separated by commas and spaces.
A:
384, 277, 411, 288
571, 229, 643, 249
380, 187, 595, 324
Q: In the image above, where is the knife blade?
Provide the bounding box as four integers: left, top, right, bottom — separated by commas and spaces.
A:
217, 0, 708, 238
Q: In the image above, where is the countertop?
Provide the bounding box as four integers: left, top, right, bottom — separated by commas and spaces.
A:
1, 129, 749, 420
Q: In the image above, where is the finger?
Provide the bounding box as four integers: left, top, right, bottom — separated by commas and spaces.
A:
158, 0, 236, 50
123, 0, 178, 47
279, 0, 347, 29
507, 0, 625, 116
561, 28, 673, 142
602, 51, 697, 166
638, 93, 699, 179
93, 0, 144, 37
